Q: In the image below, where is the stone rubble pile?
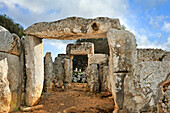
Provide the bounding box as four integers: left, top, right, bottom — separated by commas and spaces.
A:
72, 72, 87, 83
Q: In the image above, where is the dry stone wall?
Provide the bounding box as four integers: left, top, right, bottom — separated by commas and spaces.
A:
136, 48, 167, 63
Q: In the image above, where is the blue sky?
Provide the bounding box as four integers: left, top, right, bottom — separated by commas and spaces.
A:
0, 0, 170, 59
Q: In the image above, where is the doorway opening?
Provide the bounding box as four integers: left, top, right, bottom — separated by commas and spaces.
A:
72, 55, 88, 83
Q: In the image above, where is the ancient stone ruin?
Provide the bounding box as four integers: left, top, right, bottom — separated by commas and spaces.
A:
0, 17, 169, 113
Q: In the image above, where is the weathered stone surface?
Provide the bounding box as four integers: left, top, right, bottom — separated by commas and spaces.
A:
88, 54, 108, 65
107, 28, 136, 112
124, 61, 170, 113
0, 52, 22, 111
64, 58, 71, 84
163, 52, 170, 61
58, 54, 69, 59
0, 26, 21, 56
66, 42, 94, 55
24, 36, 44, 106
44, 52, 53, 92
101, 66, 109, 92
20, 36, 26, 106
137, 48, 166, 63
107, 28, 136, 73
0, 57, 11, 113
114, 73, 126, 110
99, 63, 109, 92
53, 57, 64, 87
24, 17, 121, 40
86, 64, 100, 92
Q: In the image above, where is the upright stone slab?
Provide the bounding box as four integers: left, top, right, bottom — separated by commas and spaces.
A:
53, 57, 64, 87
24, 35, 44, 106
2, 53, 21, 111
64, 58, 72, 88
44, 52, 53, 92
101, 66, 109, 92
86, 64, 100, 92
107, 28, 136, 112
0, 57, 11, 113
107, 29, 136, 73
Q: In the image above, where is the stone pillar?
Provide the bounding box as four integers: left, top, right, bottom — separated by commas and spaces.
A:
107, 28, 136, 112
44, 52, 53, 92
64, 58, 72, 88
0, 58, 11, 113
24, 35, 44, 106
53, 57, 64, 87
86, 64, 100, 92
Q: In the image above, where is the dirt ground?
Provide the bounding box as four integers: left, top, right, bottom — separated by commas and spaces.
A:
17, 83, 114, 113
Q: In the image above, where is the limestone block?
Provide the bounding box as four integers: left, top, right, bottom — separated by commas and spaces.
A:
0, 26, 21, 56
53, 57, 64, 87
86, 64, 100, 92
66, 42, 94, 55
107, 28, 136, 73
0, 52, 22, 111
124, 61, 170, 113
44, 52, 53, 92
24, 17, 121, 40
24, 35, 44, 106
64, 58, 71, 84
58, 54, 69, 59
0, 57, 11, 113
88, 54, 108, 65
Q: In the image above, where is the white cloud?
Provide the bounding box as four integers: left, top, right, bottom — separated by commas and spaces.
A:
162, 21, 170, 33
43, 39, 74, 59
129, 28, 168, 50
0, 0, 130, 28
164, 36, 170, 50
149, 15, 168, 29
